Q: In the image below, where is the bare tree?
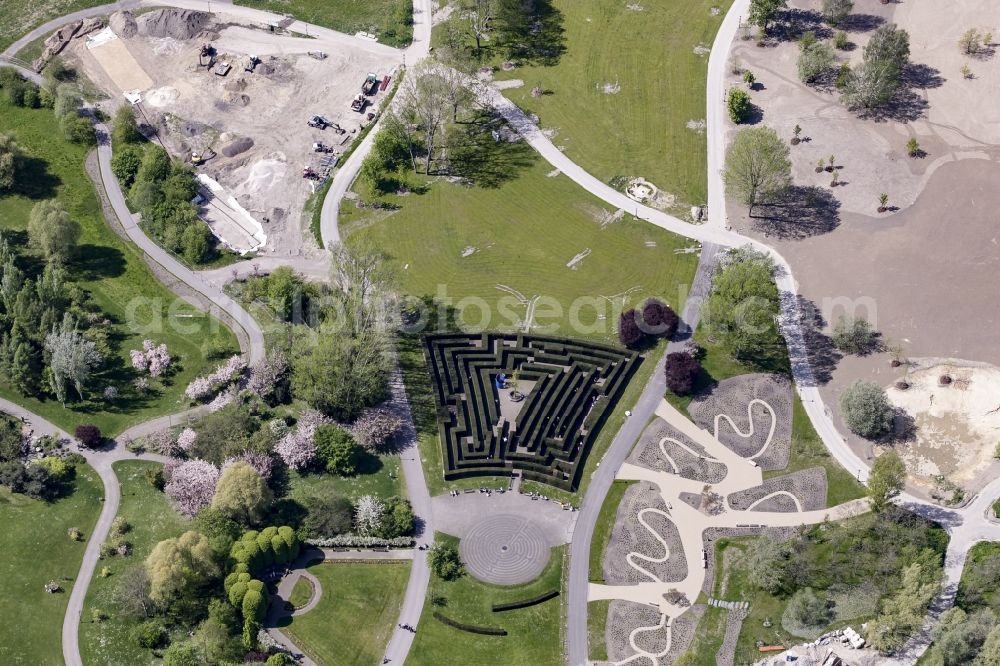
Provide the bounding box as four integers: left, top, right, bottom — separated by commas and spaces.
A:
400, 64, 459, 174
467, 0, 494, 53
45, 314, 103, 404
328, 242, 396, 335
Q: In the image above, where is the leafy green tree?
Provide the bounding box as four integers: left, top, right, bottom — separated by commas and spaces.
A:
291, 329, 389, 420
181, 223, 212, 264
866, 561, 938, 652
145, 531, 218, 605
867, 451, 906, 512
0, 133, 20, 191
932, 607, 994, 665
841, 59, 900, 110
864, 24, 911, 72
839, 380, 895, 438
211, 462, 273, 526
822, 0, 853, 26
749, 0, 787, 33
314, 425, 362, 475
59, 112, 95, 145
786, 587, 833, 629
112, 105, 143, 144
377, 496, 416, 538
28, 200, 81, 264
53, 83, 81, 119
798, 41, 836, 83
724, 126, 792, 216
702, 251, 784, 365
301, 486, 354, 537
746, 538, 788, 593
130, 145, 171, 201
726, 87, 752, 123
430, 541, 464, 580
111, 144, 143, 189
831, 315, 877, 355
163, 641, 201, 666
977, 625, 1000, 665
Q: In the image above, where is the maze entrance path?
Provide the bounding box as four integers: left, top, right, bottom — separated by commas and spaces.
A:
459, 514, 551, 585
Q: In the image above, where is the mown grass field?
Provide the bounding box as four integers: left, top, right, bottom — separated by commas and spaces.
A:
287, 453, 406, 504
283, 560, 411, 666
410, 533, 565, 665
0, 98, 238, 435
0, 0, 108, 53
0, 463, 103, 665
588, 479, 633, 583
234, 0, 413, 47
588, 599, 611, 661
79, 461, 190, 666
437, 0, 734, 207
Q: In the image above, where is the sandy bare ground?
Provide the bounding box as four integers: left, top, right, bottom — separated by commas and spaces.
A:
723, 0, 1000, 498
68, 9, 401, 257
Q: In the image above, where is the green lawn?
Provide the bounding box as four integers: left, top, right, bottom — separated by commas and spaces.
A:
436, 0, 733, 207
348, 158, 697, 499
79, 461, 190, 666
0, 99, 238, 436
287, 452, 405, 504
589, 479, 634, 582
410, 533, 565, 665
234, 0, 413, 47
588, 599, 610, 661
0, 0, 108, 52
0, 463, 103, 666
289, 576, 314, 609
282, 560, 411, 666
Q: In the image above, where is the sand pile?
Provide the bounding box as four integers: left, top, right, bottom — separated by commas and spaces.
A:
110, 11, 138, 38
137, 9, 211, 40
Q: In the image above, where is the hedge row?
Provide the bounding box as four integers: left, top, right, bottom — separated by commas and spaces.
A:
491, 589, 559, 612
229, 526, 301, 574
432, 612, 508, 636
306, 535, 414, 548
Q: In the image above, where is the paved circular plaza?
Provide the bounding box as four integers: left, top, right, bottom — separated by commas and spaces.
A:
459, 513, 551, 585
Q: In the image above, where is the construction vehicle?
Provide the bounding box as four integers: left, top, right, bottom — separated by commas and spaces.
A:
312, 142, 333, 153
350, 93, 366, 113
198, 43, 214, 67
307, 51, 327, 60
245, 55, 260, 72
190, 148, 215, 165
307, 115, 330, 129
214, 61, 232, 77
362, 73, 380, 95
302, 166, 320, 180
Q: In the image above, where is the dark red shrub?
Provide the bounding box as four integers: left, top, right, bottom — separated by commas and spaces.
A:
75, 424, 102, 448
618, 309, 644, 348
641, 299, 680, 339
665, 352, 701, 395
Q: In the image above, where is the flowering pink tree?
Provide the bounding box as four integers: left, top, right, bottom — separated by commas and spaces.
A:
275, 431, 316, 470
164, 459, 220, 516
223, 450, 274, 480
184, 355, 248, 404
350, 407, 404, 451
176, 427, 197, 452
144, 430, 180, 457
130, 340, 172, 377
208, 386, 237, 413
247, 349, 288, 400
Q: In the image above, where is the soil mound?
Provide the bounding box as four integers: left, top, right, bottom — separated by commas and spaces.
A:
137, 9, 211, 40
110, 10, 138, 38
221, 137, 254, 157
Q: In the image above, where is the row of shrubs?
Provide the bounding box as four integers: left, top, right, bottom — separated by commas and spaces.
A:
491, 589, 559, 612
306, 535, 414, 548
432, 611, 507, 636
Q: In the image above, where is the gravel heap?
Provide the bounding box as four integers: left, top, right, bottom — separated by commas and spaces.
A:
603, 482, 688, 584
727, 467, 828, 512
628, 418, 727, 483
137, 9, 212, 40
689, 373, 793, 470
110, 10, 138, 38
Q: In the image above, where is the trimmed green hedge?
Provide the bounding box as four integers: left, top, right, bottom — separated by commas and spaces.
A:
491, 589, 559, 612
432, 612, 508, 636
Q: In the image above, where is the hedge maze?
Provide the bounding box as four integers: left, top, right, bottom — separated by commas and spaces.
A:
424, 333, 640, 491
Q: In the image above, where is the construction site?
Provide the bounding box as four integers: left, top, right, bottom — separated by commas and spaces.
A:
59, 8, 401, 256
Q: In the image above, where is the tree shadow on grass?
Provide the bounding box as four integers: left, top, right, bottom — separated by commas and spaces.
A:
74, 243, 126, 279
506, 0, 567, 67
447, 113, 538, 188
10, 155, 61, 200
752, 186, 841, 239
355, 449, 384, 477
775, 8, 833, 42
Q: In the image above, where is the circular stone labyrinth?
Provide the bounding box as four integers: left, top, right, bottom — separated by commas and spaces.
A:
460, 514, 551, 585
